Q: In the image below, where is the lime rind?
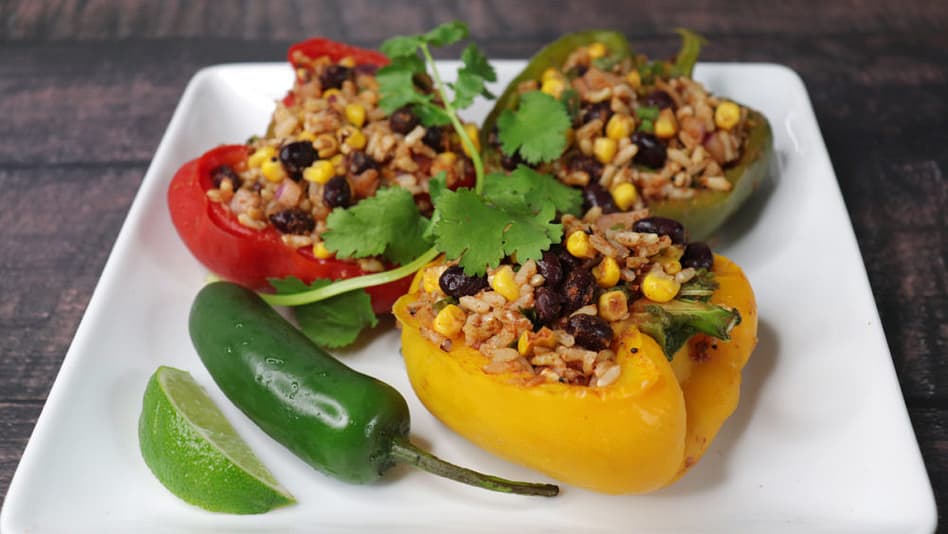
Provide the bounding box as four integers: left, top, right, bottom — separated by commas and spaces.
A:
139, 366, 295, 514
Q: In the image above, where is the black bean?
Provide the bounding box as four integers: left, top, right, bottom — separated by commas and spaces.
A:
534, 287, 562, 324
389, 106, 419, 135
422, 126, 444, 150
630, 131, 668, 169
268, 209, 315, 235
581, 101, 612, 125
210, 165, 239, 188
347, 150, 377, 175
681, 242, 714, 270
567, 64, 588, 78
582, 182, 618, 214
438, 265, 488, 298
323, 176, 352, 208
632, 216, 687, 244
642, 90, 674, 109
561, 269, 596, 314
279, 141, 317, 181
319, 65, 351, 90
553, 243, 584, 271
570, 154, 604, 180
536, 251, 564, 288
565, 314, 614, 351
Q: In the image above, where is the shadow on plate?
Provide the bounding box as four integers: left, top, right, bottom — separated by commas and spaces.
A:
655, 317, 779, 497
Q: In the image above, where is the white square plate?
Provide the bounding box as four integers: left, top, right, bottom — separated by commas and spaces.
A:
1, 61, 936, 533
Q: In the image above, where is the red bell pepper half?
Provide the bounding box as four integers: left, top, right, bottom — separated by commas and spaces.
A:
167, 37, 410, 313
168, 144, 412, 314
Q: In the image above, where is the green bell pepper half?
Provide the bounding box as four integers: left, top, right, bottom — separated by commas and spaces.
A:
481, 30, 774, 242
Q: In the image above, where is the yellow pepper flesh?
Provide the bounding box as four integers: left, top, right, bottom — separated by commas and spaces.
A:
393, 254, 756, 493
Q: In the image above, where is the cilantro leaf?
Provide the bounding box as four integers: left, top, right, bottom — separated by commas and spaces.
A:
376, 67, 431, 113
460, 43, 497, 83
423, 20, 469, 47
496, 91, 570, 164
412, 102, 452, 126
450, 70, 488, 109
481, 166, 582, 215
323, 187, 432, 265
380, 35, 422, 59
430, 188, 563, 275
268, 278, 378, 348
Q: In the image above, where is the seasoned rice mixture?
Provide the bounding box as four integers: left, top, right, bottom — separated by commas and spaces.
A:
405, 208, 725, 387
489, 42, 753, 211
205, 51, 477, 262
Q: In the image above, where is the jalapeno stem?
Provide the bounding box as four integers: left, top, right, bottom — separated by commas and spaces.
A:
390, 438, 559, 497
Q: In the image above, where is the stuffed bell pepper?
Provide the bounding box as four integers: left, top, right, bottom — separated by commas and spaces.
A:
393, 209, 756, 493
168, 38, 477, 313
482, 30, 773, 241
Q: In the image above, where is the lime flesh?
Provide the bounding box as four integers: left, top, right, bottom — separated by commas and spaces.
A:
138, 366, 295, 514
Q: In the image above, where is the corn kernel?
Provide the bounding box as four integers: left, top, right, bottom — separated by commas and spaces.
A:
655, 108, 679, 139
341, 126, 366, 150
610, 183, 638, 211
566, 230, 596, 259
433, 304, 466, 338
606, 114, 632, 140
642, 272, 681, 303
261, 158, 287, 182
435, 151, 457, 167
423, 267, 444, 294
541, 68, 561, 82
303, 160, 335, 184
518, 327, 557, 356
248, 146, 276, 168
312, 241, 333, 259
490, 265, 520, 302
593, 136, 617, 164
338, 56, 356, 68
593, 257, 621, 288
344, 103, 366, 127
664, 261, 682, 275
322, 88, 341, 99
598, 290, 629, 322
587, 42, 607, 59
626, 70, 641, 89
541, 78, 565, 98
714, 101, 741, 130
330, 153, 346, 174
297, 131, 317, 142
462, 123, 480, 157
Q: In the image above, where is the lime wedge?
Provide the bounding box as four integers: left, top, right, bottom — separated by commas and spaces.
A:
138, 366, 295, 514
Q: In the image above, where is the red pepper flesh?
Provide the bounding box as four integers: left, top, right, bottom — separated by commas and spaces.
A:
168, 144, 411, 314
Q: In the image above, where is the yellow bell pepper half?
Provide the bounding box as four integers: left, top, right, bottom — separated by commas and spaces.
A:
393, 254, 757, 494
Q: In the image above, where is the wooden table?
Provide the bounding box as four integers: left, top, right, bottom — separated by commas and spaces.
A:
1, 0, 944, 527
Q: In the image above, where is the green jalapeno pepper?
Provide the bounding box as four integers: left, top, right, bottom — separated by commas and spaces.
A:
189, 281, 558, 496
481, 30, 773, 241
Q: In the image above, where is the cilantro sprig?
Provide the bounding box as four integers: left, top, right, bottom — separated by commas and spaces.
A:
259, 22, 578, 345
377, 20, 496, 193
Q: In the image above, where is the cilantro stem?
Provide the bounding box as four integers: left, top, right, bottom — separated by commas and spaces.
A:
419, 43, 486, 195
259, 247, 440, 307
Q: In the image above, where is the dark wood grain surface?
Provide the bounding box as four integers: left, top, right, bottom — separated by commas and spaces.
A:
1, 0, 944, 528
